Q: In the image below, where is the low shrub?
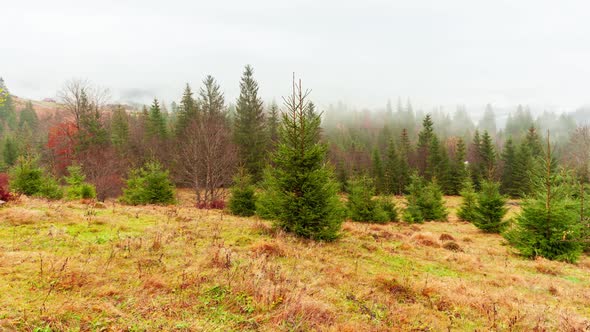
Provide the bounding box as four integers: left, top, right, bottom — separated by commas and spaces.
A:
121, 161, 175, 205
65, 165, 96, 200
228, 169, 256, 216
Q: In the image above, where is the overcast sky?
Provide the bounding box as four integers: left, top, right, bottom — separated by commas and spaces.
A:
2, 0, 590, 113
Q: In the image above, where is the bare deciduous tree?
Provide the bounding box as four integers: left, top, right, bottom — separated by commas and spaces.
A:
57, 79, 110, 129
177, 114, 237, 207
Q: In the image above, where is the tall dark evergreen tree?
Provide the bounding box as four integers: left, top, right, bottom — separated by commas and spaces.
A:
371, 149, 385, 194
111, 106, 129, 149
233, 65, 267, 181
397, 128, 412, 193
147, 98, 168, 138
257, 78, 344, 241
417, 115, 435, 177
267, 101, 280, 147
525, 126, 543, 158
200, 75, 225, 116
500, 138, 518, 197
478, 131, 496, 181
449, 138, 468, 195
384, 139, 400, 194
175, 84, 199, 136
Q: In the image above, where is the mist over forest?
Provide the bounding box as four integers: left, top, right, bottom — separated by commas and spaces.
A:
4, 1, 590, 330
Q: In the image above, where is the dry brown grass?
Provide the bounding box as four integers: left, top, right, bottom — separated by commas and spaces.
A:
0, 193, 589, 331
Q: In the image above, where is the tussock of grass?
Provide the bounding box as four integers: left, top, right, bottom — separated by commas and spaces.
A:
0, 192, 589, 331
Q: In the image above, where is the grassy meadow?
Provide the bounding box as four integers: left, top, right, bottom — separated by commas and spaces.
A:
0, 192, 589, 331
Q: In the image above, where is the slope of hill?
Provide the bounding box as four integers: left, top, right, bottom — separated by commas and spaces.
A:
0, 193, 588, 331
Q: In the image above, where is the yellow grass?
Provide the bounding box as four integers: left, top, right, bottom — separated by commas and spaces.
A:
0, 191, 588, 331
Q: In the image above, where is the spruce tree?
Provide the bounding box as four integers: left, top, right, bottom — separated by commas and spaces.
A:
513, 143, 535, 197
417, 115, 435, 176
478, 131, 496, 181
505, 133, 583, 262
65, 165, 96, 200
449, 138, 468, 195
257, 78, 344, 241
403, 173, 448, 222
147, 98, 168, 138
473, 181, 507, 233
200, 75, 225, 116
347, 176, 395, 223
457, 176, 478, 222
525, 126, 543, 158
2, 136, 18, 168
175, 83, 199, 136
469, 130, 482, 188
267, 101, 280, 145
371, 149, 385, 194
500, 138, 518, 197
233, 65, 267, 182
111, 106, 129, 148
384, 139, 400, 194
228, 169, 257, 217
397, 128, 412, 194
121, 161, 176, 205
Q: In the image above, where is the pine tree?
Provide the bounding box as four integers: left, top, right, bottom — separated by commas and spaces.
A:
147, 98, 168, 138
233, 65, 267, 181
473, 181, 507, 233
175, 83, 199, 136
500, 138, 518, 197
111, 106, 129, 148
457, 176, 478, 222
371, 149, 385, 194
505, 132, 583, 262
257, 78, 344, 241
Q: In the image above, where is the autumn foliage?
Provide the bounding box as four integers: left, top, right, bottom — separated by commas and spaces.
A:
0, 173, 14, 201
47, 121, 78, 176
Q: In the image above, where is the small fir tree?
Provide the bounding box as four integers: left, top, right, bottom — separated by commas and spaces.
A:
505, 132, 583, 262
473, 181, 508, 233
121, 161, 175, 205
347, 176, 393, 223
228, 169, 257, 217
457, 177, 478, 222
257, 78, 344, 240
65, 165, 96, 200
403, 173, 448, 222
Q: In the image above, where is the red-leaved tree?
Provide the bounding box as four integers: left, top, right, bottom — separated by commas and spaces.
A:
47, 121, 78, 176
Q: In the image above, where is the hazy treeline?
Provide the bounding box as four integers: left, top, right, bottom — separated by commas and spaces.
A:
0, 69, 588, 202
